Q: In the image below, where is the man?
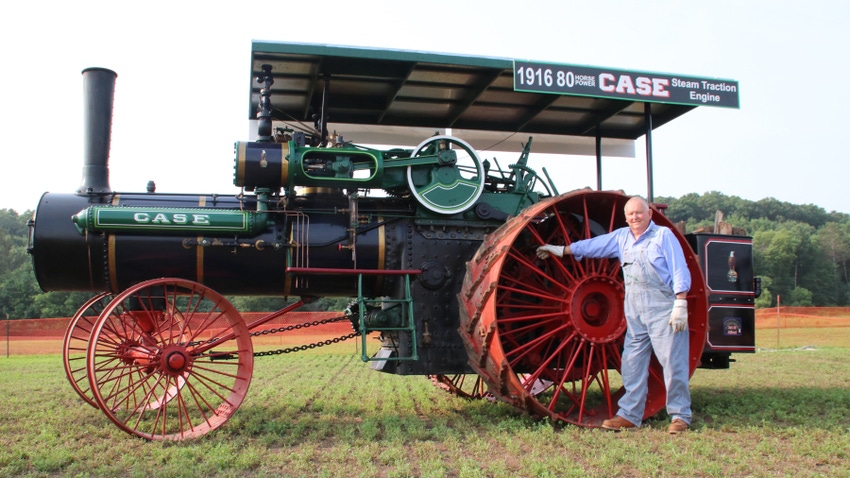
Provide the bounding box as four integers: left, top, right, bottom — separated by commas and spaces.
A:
536, 196, 692, 434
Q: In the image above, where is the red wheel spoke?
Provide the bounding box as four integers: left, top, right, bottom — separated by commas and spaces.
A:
606, 199, 618, 233
547, 202, 582, 243
505, 248, 578, 294
576, 343, 601, 420
182, 378, 219, 419
188, 368, 243, 397
514, 331, 573, 385
185, 319, 244, 356
99, 364, 154, 410
496, 313, 565, 327
504, 324, 574, 364
498, 270, 569, 299
172, 384, 195, 438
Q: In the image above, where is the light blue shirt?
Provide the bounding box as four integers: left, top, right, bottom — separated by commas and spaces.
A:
569, 220, 691, 295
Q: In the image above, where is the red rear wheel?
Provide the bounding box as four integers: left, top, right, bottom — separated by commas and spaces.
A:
429, 374, 489, 399
458, 190, 707, 427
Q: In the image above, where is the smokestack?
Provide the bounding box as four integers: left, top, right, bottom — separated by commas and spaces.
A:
77, 67, 117, 195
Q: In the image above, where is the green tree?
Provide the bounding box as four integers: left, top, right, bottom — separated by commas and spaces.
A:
228, 296, 295, 312
0, 266, 42, 318
750, 221, 835, 305
811, 224, 848, 305
753, 228, 797, 303
754, 275, 773, 309
227, 296, 349, 313
31, 291, 95, 318
0, 231, 17, 276
0, 210, 39, 318
816, 222, 850, 281
788, 287, 813, 306
0, 208, 31, 241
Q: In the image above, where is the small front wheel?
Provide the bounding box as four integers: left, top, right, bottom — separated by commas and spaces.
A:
86, 278, 253, 440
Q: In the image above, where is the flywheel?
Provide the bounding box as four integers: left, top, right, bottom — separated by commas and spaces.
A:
406, 135, 485, 215
457, 190, 707, 427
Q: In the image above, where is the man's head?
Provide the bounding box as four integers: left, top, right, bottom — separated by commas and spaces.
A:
624, 196, 652, 236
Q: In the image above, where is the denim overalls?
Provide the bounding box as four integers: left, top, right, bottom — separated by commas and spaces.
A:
616, 227, 692, 426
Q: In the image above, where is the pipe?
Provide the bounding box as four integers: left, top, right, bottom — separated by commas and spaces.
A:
77, 67, 116, 195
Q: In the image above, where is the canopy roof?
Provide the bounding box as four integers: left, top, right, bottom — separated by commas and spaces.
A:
248, 41, 726, 157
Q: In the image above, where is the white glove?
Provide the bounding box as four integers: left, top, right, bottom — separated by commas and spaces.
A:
669, 299, 688, 332
536, 244, 565, 259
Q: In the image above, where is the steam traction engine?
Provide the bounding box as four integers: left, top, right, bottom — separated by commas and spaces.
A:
29, 46, 755, 440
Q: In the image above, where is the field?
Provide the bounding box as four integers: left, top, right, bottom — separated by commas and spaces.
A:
1, 323, 849, 477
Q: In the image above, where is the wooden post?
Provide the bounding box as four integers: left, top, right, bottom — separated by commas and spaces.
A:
776, 295, 781, 348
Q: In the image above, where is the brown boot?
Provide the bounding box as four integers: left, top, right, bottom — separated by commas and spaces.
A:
602, 415, 637, 431
668, 419, 689, 434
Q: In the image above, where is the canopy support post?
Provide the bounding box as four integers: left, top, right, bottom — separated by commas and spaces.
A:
644, 103, 654, 202
595, 126, 603, 191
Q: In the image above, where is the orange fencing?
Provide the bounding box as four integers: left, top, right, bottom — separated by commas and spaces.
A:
4, 307, 849, 356
1, 311, 354, 356
755, 307, 850, 329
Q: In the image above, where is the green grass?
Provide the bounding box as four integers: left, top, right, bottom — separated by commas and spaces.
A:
2, 344, 850, 477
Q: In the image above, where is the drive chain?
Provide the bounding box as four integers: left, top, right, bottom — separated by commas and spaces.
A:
250, 314, 358, 357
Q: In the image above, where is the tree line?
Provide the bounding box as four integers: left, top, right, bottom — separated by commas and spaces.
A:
656, 192, 850, 308
2, 192, 849, 318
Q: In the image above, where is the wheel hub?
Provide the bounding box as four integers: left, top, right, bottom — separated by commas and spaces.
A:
568, 276, 625, 344
118, 340, 157, 368
160, 344, 191, 376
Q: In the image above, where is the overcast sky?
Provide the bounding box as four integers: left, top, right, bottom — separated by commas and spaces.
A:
2, 1, 848, 216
